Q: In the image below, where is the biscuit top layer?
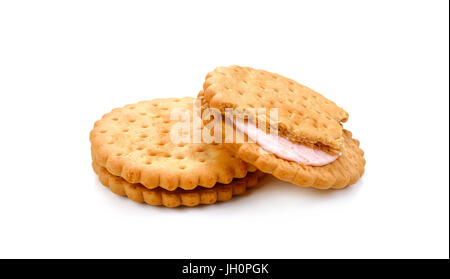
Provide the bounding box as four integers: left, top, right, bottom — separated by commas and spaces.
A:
90, 97, 251, 191
202, 66, 349, 153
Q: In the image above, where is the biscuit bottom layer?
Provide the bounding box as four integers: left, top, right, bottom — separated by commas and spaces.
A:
233, 119, 339, 166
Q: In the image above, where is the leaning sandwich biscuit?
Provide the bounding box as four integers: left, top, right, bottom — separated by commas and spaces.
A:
200, 66, 365, 189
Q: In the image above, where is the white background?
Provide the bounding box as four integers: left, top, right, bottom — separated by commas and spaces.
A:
0, 0, 448, 259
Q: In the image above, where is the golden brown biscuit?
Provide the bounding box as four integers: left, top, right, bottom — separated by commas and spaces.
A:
200, 66, 364, 189
92, 161, 264, 207
90, 97, 255, 191
203, 65, 348, 153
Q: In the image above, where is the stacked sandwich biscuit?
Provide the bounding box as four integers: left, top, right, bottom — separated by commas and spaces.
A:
90, 66, 365, 207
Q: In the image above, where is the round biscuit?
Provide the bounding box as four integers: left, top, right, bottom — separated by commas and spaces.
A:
90, 97, 254, 191
92, 161, 264, 207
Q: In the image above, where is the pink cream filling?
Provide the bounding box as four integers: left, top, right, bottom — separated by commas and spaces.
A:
233, 119, 339, 167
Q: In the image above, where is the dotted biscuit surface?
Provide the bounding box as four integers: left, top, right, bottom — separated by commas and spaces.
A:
224, 129, 365, 189
92, 161, 263, 207
203, 66, 349, 153
90, 97, 253, 191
